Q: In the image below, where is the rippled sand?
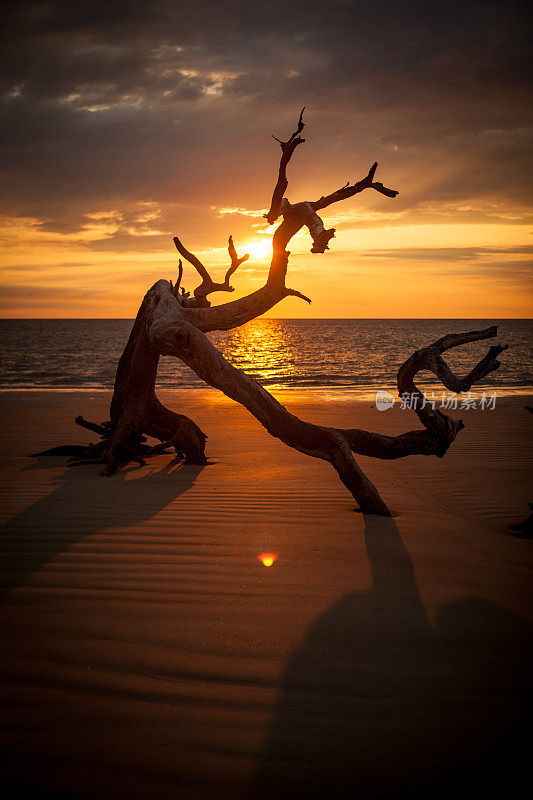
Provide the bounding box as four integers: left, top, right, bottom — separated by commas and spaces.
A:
0, 390, 531, 798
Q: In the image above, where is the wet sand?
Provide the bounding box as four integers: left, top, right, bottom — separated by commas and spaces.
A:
0, 390, 532, 798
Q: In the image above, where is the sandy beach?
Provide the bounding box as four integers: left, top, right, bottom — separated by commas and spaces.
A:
0, 389, 531, 798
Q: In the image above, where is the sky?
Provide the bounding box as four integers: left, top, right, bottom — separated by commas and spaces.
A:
1, 0, 531, 318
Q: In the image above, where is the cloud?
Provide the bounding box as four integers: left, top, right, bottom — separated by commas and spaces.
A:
2, 1, 531, 217
1, 1, 531, 316
362, 245, 533, 261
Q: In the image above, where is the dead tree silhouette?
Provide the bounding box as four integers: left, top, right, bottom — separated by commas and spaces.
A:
45, 111, 508, 515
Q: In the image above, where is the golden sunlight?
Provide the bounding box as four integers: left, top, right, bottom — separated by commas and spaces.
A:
245, 239, 272, 260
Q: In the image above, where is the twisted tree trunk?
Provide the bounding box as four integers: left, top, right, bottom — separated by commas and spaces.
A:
51, 112, 507, 515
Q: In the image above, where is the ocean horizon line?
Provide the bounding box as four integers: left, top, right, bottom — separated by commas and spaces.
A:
1, 316, 532, 322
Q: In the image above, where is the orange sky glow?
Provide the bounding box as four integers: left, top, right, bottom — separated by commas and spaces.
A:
2, 204, 531, 319
1, 2, 531, 319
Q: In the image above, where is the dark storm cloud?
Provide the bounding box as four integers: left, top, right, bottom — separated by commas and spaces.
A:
1, 0, 532, 237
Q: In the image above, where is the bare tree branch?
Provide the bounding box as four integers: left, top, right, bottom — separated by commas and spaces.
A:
340, 326, 505, 460
173, 258, 183, 296
75, 415, 111, 437
173, 110, 398, 326
226, 235, 249, 282
172, 235, 248, 307
312, 162, 399, 212
172, 235, 210, 282
282, 199, 336, 253
286, 287, 312, 304
265, 107, 306, 225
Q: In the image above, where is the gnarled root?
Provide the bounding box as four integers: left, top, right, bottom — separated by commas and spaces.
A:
68, 405, 207, 476
48, 391, 207, 476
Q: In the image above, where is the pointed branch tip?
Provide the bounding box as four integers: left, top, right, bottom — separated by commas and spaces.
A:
286, 287, 312, 304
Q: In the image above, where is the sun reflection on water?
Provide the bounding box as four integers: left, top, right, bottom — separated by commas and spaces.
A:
218, 320, 300, 385
152, 319, 533, 391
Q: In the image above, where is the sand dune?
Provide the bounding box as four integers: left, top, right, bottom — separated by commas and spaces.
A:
0, 390, 531, 798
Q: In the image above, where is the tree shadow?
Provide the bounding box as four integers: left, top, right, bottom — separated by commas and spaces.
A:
0, 457, 205, 597
254, 515, 531, 798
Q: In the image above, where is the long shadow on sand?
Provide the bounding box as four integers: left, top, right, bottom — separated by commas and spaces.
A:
0, 457, 204, 597
254, 515, 531, 799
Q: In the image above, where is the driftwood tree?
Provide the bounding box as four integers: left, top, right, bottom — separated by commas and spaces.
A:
58, 112, 507, 516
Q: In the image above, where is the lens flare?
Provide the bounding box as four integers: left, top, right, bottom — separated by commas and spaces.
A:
258, 552, 277, 567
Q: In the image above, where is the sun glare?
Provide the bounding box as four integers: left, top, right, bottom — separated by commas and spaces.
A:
246, 240, 272, 260
258, 553, 278, 567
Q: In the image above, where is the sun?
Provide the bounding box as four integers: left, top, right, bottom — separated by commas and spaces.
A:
246, 239, 272, 260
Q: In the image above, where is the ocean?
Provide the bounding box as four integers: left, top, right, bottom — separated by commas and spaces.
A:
0, 318, 531, 393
